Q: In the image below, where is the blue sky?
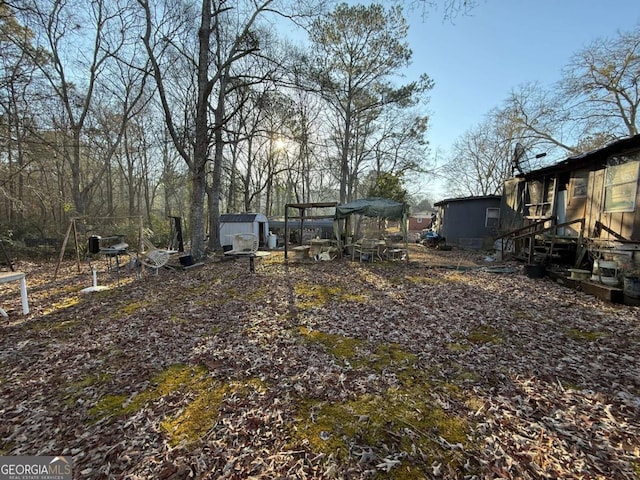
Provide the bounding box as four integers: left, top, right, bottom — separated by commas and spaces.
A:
277, 1, 639, 200
406, 0, 640, 189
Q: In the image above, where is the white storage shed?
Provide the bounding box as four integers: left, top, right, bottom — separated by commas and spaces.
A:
219, 213, 269, 250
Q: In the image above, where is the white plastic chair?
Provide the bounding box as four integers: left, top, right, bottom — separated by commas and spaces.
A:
223, 233, 260, 273
140, 238, 171, 272
228, 233, 259, 255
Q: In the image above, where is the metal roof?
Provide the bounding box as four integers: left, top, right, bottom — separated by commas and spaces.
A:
519, 133, 640, 179
219, 213, 267, 223
434, 195, 501, 207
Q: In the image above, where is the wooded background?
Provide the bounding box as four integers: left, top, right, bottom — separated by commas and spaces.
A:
0, 0, 437, 258
1, 0, 639, 259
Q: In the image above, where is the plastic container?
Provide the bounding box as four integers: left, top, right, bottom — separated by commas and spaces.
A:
268, 233, 277, 249
88, 235, 101, 254
624, 276, 640, 299
524, 263, 545, 279
593, 260, 619, 285
179, 255, 194, 267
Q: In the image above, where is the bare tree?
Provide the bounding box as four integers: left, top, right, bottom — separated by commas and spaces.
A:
443, 107, 544, 197
223, 86, 290, 214
139, 0, 305, 258
561, 26, 640, 138
13, 0, 149, 219
0, 3, 45, 226
413, 0, 480, 21
504, 26, 640, 158
503, 82, 580, 156
369, 107, 432, 179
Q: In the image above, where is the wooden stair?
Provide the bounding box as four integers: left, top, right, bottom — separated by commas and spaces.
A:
498, 217, 586, 267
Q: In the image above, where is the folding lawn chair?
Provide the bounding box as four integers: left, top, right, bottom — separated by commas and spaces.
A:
139, 237, 173, 273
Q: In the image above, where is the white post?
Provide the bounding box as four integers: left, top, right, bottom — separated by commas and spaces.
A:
19, 275, 29, 315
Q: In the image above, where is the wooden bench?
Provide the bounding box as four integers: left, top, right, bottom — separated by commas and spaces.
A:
0, 271, 29, 317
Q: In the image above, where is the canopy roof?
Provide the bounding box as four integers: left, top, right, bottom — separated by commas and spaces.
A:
334, 197, 408, 220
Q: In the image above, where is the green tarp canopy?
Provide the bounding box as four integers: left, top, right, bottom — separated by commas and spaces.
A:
334, 197, 408, 220
334, 197, 409, 261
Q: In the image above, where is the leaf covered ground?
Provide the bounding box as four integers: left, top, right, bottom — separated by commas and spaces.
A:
0, 246, 639, 479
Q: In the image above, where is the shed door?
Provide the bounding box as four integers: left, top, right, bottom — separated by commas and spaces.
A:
258, 222, 267, 246
556, 190, 566, 235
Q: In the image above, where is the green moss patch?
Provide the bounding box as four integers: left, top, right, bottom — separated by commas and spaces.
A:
68, 373, 112, 390
369, 342, 417, 367
65, 372, 113, 406
466, 325, 504, 345
88, 393, 129, 418
161, 378, 266, 446
42, 296, 81, 315
89, 364, 266, 446
160, 382, 229, 445
299, 327, 363, 363
368, 342, 421, 384
299, 328, 424, 381
292, 385, 472, 474
295, 283, 366, 309
566, 328, 607, 342
293, 328, 479, 475
89, 364, 208, 420
406, 272, 468, 285
117, 299, 152, 316
28, 318, 82, 332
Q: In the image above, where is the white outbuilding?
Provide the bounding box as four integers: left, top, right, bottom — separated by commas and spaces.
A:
219, 213, 269, 250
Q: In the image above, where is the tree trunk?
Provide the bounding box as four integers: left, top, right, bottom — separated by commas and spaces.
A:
340, 100, 352, 203
206, 71, 228, 252
189, 0, 214, 260
70, 130, 87, 216
207, 111, 225, 251
190, 163, 207, 258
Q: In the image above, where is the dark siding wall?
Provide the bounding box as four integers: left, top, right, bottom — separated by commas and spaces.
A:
500, 178, 525, 233
439, 198, 501, 249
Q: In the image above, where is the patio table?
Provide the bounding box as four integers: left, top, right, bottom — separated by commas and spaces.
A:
0, 271, 29, 317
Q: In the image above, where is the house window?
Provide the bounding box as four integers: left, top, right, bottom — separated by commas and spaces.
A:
416, 218, 423, 223
604, 158, 639, 213
572, 175, 588, 198
485, 208, 500, 228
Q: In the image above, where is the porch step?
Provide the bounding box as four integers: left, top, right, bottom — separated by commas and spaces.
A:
547, 270, 625, 304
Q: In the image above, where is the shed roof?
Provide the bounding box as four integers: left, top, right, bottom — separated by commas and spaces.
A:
434, 195, 501, 207
220, 213, 267, 223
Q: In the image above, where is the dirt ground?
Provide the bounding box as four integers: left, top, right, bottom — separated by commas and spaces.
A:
0, 245, 639, 479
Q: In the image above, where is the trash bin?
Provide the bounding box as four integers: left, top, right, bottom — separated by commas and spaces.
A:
268, 233, 277, 249
88, 236, 101, 254
179, 255, 194, 267
624, 275, 640, 300
524, 263, 545, 279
